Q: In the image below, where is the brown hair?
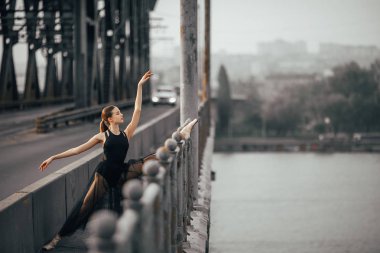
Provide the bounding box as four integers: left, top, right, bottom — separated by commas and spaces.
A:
100, 105, 115, 132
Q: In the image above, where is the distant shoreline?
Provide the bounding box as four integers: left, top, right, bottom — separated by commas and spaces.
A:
214, 137, 380, 153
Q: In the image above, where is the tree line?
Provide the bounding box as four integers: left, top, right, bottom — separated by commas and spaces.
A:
216, 60, 380, 138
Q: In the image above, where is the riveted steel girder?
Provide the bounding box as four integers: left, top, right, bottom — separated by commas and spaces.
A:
100, 0, 116, 104
23, 0, 41, 101
73, 0, 88, 108
59, 0, 74, 97
0, 0, 18, 102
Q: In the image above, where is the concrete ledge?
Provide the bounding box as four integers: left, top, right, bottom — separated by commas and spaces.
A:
62, 163, 89, 216
21, 173, 67, 252
183, 126, 214, 253
185, 210, 209, 253
127, 134, 140, 159
141, 127, 153, 154
0, 192, 34, 253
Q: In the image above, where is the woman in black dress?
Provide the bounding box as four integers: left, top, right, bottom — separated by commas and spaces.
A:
39, 70, 153, 250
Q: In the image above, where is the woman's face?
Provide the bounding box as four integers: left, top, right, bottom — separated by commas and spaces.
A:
108, 107, 124, 124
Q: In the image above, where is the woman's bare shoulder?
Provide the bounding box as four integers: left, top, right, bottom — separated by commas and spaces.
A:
93, 132, 106, 142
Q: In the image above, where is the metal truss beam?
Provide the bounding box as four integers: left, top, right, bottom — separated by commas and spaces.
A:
101, 0, 116, 103
59, 0, 74, 97
73, 0, 88, 108
23, 0, 41, 101
0, 0, 18, 102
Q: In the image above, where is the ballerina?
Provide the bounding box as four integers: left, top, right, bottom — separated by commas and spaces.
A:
39, 70, 154, 251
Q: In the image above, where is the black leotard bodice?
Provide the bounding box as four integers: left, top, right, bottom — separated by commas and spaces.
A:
96, 130, 129, 187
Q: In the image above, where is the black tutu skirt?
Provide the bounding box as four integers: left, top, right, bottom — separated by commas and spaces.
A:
58, 153, 157, 237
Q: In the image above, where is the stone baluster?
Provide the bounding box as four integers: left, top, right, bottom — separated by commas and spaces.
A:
142, 160, 163, 253
173, 131, 188, 245
143, 160, 161, 186
165, 138, 181, 251
121, 180, 143, 253
156, 146, 172, 252
86, 210, 118, 253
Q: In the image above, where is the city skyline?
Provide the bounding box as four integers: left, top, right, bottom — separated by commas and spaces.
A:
151, 0, 380, 55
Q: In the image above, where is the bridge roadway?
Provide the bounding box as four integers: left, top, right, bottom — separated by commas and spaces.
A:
0, 103, 174, 201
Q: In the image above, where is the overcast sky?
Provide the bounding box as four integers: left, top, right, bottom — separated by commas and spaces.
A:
151, 0, 380, 55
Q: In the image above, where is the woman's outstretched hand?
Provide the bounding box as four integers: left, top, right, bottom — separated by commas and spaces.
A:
138, 70, 153, 86
39, 157, 53, 171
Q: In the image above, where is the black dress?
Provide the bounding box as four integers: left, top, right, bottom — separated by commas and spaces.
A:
59, 130, 129, 237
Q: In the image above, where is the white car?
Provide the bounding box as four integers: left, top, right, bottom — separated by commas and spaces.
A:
151, 86, 177, 106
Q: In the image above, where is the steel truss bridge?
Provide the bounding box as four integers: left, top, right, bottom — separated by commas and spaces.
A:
0, 0, 157, 109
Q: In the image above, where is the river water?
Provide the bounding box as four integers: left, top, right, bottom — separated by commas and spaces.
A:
209, 153, 380, 253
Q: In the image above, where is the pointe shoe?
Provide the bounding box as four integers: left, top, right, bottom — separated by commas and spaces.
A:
177, 118, 192, 131
42, 234, 61, 251
180, 118, 198, 140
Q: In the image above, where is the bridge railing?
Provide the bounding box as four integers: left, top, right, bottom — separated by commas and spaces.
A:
87, 122, 195, 253
86, 100, 212, 253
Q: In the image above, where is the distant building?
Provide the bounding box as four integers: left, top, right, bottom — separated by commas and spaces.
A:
257, 39, 308, 57
255, 40, 317, 75
319, 43, 379, 58
258, 73, 320, 100
318, 43, 380, 67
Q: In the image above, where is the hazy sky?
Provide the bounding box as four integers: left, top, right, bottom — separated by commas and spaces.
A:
151, 0, 380, 54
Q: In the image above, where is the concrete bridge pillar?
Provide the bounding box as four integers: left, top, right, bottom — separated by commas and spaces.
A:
180, 0, 199, 200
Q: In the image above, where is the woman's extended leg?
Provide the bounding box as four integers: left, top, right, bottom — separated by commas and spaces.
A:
59, 172, 109, 236
43, 172, 109, 250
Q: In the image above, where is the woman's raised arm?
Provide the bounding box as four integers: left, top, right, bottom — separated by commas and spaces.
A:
125, 70, 153, 140
39, 133, 103, 171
